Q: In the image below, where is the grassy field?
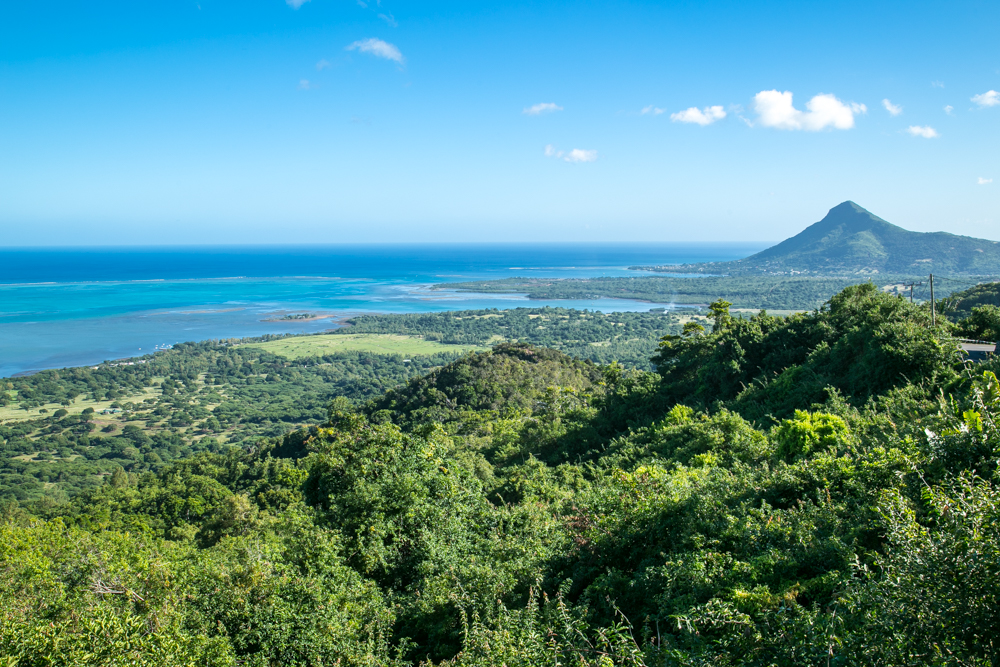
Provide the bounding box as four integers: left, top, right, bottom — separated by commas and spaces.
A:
0, 386, 161, 423
243, 333, 486, 360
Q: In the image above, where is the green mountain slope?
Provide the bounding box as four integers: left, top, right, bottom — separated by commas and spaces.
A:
939, 280, 1000, 319
640, 201, 1000, 276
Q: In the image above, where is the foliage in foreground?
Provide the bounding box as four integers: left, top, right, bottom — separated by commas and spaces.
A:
3, 285, 1000, 665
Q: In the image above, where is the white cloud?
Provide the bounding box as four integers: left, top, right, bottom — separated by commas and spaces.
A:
882, 99, 903, 116
752, 90, 865, 131
641, 105, 666, 115
932, 81, 945, 88
906, 125, 939, 138
298, 79, 314, 90
978, 177, 993, 185
523, 102, 563, 115
670, 105, 726, 125
345, 38, 404, 64
286, 0, 310, 8
944, 105, 954, 115
316, 59, 331, 71
544, 145, 597, 163
972, 90, 1000, 108
378, 13, 397, 27
565, 148, 598, 163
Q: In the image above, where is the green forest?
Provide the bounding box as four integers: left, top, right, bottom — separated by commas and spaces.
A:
0, 343, 463, 504
340, 308, 686, 366
3, 285, 1000, 665
940, 280, 1000, 320
0, 308, 683, 505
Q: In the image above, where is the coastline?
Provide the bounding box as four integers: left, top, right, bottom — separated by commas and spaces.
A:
0, 244, 759, 378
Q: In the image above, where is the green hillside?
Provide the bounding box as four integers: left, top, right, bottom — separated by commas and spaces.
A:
638, 201, 1000, 276
939, 280, 1000, 319
939, 281, 1000, 342
5, 285, 1000, 665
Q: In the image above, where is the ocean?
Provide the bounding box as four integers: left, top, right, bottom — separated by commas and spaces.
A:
0, 243, 763, 378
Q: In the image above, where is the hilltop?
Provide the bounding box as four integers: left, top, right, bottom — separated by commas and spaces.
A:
636, 201, 1000, 276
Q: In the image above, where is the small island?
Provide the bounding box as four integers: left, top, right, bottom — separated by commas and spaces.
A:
262, 312, 330, 322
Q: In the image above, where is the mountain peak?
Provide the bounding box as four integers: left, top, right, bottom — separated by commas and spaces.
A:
639, 202, 1000, 276
740, 202, 999, 274
813, 201, 893, 232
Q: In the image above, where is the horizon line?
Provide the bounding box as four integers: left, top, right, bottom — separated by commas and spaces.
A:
0, 240, 776, 251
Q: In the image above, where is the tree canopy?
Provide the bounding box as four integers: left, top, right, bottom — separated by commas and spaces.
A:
3, 284, 1000, 665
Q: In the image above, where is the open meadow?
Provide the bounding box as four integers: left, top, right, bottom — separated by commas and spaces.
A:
242, 333, 485, 359
0, 385, 161, 423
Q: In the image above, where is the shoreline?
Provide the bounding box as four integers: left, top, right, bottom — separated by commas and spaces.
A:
0, 290, 699, 379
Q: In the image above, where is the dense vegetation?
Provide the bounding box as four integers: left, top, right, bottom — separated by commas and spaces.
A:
634, 201, 1000, 276
0, 309, 682, 504
939, 281, 1000, 342
0, 342, 462, 504
4, 283, 1000, 665
340, 307, 684, 367
939, 280, 1000, 319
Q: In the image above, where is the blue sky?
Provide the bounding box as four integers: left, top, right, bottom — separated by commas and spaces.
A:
0, 0, 997, 244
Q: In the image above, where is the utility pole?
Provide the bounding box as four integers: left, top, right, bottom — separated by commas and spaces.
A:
929, 274, 935, 327
900, 281, 923, 302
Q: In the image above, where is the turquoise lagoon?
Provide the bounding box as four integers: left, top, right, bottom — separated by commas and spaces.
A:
0, 243, 764, 377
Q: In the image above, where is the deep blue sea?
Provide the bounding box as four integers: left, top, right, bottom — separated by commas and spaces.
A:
0, 243, 764, 378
